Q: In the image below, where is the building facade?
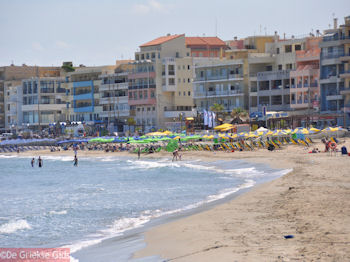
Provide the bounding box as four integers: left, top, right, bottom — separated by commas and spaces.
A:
193, 59, 245, 113
21, 77, 66, 128
319, 17, 348, 127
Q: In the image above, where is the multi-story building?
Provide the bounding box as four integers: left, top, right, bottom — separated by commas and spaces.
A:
193, 59, 245, 113
21, 77, 66, 128
248, 35, 307, 127
319, 17, 349, 127
339, 16, 350, 128
64, 66, 115, 124
289, 37, 321, 126
133, 34, 220, 131
99, 61, 133, 132
0, 65, 61, 131
4, 83, 22, 131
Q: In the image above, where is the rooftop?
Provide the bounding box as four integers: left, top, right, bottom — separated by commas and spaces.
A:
185, 36, 226, 47
140, 34, 184, 47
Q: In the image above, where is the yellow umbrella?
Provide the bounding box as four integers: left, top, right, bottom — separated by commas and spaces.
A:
292, 128, 309, 135
214, 123, 233, 130
220, 126, 234, 132
162, 130, 172, 135
173, 136, 181, 140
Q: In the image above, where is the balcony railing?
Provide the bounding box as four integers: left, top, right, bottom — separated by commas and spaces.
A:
129, 84, 156, 90
40, 88, 55, 93
194, 89, 243, 98
323, 35, 350, 42
194, 74, 243, 82
321, 53, 344, 59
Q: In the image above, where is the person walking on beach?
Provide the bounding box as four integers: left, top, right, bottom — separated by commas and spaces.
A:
31, 158, 35, 167
137, 146, 141, 160
73, 155, 78, 166
38, 156, 43, 168
172, 149, 178, 162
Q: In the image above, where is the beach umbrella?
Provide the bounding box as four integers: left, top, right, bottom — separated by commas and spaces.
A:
292, 127, 309, 135
238, 132, 249, 138
214, 123, 233, 130
308, 127, 320, 133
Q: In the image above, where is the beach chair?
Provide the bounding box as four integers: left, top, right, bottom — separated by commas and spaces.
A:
291, 138, 298, 145
305, 137, 313, 144
298, 139, 308, 147
271, 141, 280, 149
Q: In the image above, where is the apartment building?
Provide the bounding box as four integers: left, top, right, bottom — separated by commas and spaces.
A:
192, 59, 245, 113
289, 37, 321, 125
249, 36, 307, 124
99, 62, 133, 132
339, 16, 350, 127
63, 66, 115, 124
319, 17, 349, 127
0, 65, 61, 131
133, 34, 199, 131
21, 77, 66, 128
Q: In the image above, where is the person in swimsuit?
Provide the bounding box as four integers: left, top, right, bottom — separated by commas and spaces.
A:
73, 155, 78, 166
31, 158, 35, 167
38, 156, 43, 168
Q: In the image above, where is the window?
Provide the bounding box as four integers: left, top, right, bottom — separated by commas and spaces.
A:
183, 91, 186, 96
278, 65, 282, 70
188, 78, 190, 83
137, 108, 141, 112
188, 91, 191, 96
176, 52, 179, 58
276, 48, 280, 54
295, 44, 301, 51
139, 91, 143, 99
142, 107, 144, 111
150, 91, 155, 98
183, 65, 185, 70
147, 107, 150, 111
285, 45, 292, 53
186, 52, 190, 56
152, 107, 155, 111
144, 90, 148, 99
179, 92, 181, 96
187, 65, 190, 70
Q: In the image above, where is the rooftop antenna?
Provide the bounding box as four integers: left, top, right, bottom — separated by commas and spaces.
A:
259, 24, 262, 34
215, 17, 217, 36
264, 27, 267, 35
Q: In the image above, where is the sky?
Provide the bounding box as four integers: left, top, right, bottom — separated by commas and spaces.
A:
0, 0, 349, 67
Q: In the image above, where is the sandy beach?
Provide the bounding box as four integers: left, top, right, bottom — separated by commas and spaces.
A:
4, 138, 350, 261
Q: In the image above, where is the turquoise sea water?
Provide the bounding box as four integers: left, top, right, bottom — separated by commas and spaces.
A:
0, 154, 289, 261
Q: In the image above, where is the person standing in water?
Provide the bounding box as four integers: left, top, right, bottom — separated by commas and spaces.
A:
137, 146, 141, 160
38, 156, 43, 168
31, 158, 35, 167
73, 155, 78, 166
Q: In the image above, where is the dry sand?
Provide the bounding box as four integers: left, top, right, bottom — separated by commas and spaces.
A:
5, 138, 350, 261
133, 139, 350, 262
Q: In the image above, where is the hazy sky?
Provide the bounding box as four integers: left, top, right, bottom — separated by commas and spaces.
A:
1, 0, 349, 66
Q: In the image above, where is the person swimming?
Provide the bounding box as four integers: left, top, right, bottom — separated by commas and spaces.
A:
31, 158, 35, 167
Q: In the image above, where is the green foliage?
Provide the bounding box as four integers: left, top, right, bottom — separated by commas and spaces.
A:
61, 65, 75, 72
231, 107, 248, 118
210, 103, 225, 112
127, 117, 136, 126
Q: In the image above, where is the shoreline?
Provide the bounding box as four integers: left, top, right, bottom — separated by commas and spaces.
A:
133, 139, 350, 261
2, 138, 350, 261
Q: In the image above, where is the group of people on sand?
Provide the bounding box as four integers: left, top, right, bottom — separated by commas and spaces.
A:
31, 157, 43, 168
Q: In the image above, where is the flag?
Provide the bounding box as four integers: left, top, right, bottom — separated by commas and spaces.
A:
212, 112, 216, 127
208, 111, 213, 128
204, 110, 208, 126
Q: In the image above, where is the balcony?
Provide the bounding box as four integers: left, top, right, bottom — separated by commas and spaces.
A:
129, 84, 156, 90
73, 93, 93, 101
128, 97, 156, 106
128, 71, 156, 79
194, 74, 243, 83
100, 82, 128, 91
74, 105, 94, 113
340, 70, 350, 78
40, 88, 55, 94
99, 110, 129, 118
340, 88, 350, 95
340, 53, 350, 61
162, 84, 176, 92
99, 96, 128, 105
326, 94, 343, 100
257, 70, 290, 81
193, 89, 243, 99
163, 110, 194, 118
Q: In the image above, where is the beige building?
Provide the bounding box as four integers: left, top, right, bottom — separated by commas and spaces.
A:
0, 65, 61, 131
133, 34, 194, 131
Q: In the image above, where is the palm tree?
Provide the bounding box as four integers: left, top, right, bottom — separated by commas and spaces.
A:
231, 107, 249, 124
210, 103, 225, 125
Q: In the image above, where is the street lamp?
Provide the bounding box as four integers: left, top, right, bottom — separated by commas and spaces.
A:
179, 112, 184, 133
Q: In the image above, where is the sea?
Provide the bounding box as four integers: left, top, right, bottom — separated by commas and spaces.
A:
0, 154, 291, 261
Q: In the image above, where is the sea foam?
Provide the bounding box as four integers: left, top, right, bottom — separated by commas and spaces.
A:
0, 219, 31, 234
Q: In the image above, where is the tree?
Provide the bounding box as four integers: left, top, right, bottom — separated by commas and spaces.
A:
231, 107, 249, 124
210, 103, 226, 124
